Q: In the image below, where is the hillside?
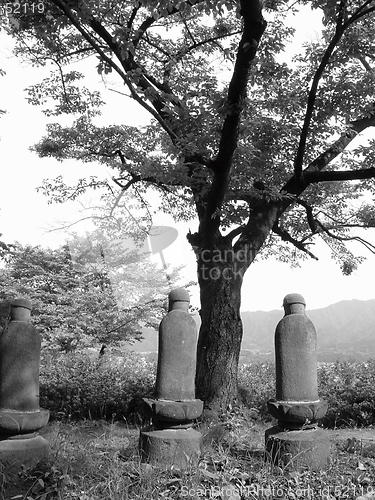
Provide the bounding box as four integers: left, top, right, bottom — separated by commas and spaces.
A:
128, 299, 375, 361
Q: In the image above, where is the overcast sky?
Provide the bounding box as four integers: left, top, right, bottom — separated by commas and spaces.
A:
1, 7, 375, 312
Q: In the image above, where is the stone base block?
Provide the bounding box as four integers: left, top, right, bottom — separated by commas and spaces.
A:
0, 433, 49, 470
265, 426, 330, 470
139, 428, 201, 468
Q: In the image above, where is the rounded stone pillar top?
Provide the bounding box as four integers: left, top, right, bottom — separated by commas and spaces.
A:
11, 298, 32, 310
10, 298, 32, 321
169, 288, 190, 303
283, 294, 306, 307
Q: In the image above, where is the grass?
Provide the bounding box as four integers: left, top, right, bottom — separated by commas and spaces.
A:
6, 355, 375, 498
3, 413, 375, 499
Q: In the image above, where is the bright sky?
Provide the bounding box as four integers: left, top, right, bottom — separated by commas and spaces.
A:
0, 7, 375, 313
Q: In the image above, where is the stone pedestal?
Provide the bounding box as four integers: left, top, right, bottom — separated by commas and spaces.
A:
140, 428, 201, 468
0, 434, 49, 470
265, 294, 329, 470
0, 299, 49, 469
139, 288, 203, 468
265, 426, 330, 470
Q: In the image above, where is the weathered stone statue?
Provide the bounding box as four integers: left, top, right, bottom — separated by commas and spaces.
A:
0, 299, 49, 468
139, 288, 203, 468
265, 293, 329, 470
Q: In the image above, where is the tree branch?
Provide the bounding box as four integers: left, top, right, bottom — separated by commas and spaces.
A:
200, 0, 266, 243
127, 3, 141, 31
356, 53, 373, 71
52, 58, 73, 111
46, 214, 118, 232
293, 0, 375, 180
235, 101, 375, 259
293, 17, 345, 179
282, 106, 375, 199
167, 29, 242, 69
62, 46, 99, 59
214, 3, 266, 169
223, 225, 246, 243
110, 178, 139, 216
182, 17, 196, 45
132, 0, 206, 48
52, 0, 179, 140
345, 4, 375, 26
272, 220, 318, 260
305, 167, 375, 184
295, 198, 318, 233
316, 220, 375, 254
52, 1, 127, 81
112, 151, 185, 190
87, 11, 181, 139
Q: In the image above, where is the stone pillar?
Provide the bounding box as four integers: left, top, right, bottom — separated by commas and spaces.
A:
265, 294, 329, 470
0, 298, 49, 469
139, 288, 203, 468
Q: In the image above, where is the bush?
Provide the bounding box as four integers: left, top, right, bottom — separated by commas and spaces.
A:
40, 351, 156, 421
319, 360, 375, 428
238, 362, 275, 421
40, 354, 375, 428
238, 359, 375, 428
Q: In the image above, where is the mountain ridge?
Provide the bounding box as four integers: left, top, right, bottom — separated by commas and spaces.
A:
128, 298, 375, 361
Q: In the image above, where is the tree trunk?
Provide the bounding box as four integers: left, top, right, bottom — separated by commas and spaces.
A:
192, 206, 277, 414
195, 249, 246, 412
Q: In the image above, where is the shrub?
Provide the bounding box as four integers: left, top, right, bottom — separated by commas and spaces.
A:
238, 359, 375, 428
40, 354, 375, 428
238, 362, 275, 421
319, 360, 375, 428
40, 351, 156, 421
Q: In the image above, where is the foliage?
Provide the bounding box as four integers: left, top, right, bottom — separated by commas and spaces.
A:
239, 360, 375, 428
38, 354, 375, 428
238, 362, 275, 420
0, 231, 178, 352
319, 360, 375, 427
2, 0, 374, 264
40, 350, 156, 420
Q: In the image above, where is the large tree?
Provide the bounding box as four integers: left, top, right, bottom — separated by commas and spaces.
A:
3, 0, 375, 411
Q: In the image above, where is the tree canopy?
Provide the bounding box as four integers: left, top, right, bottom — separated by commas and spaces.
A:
2, 0, 375, 268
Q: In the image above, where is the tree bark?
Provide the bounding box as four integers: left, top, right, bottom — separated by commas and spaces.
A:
195, 246, 247, 412
193, 205, 278, 414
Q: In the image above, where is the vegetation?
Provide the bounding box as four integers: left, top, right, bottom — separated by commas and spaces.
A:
37, 353, 375, 430
4, 416, 375, 498
319, 360, 375, 428
2, 350, 375, 497
239, 359, 375, 428
0, 234, 179, 352
40, 351, 156, 420
2, 0, 375, 411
